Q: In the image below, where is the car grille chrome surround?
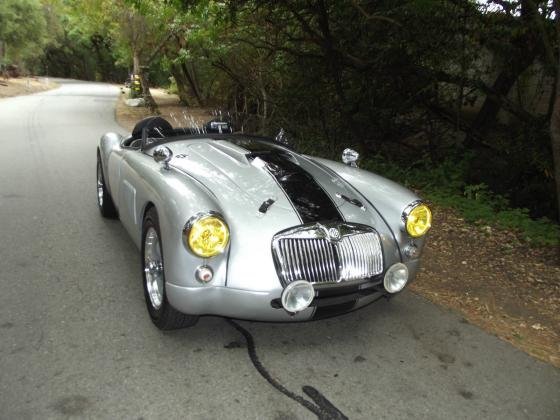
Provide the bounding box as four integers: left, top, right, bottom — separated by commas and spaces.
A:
271, 223, 384, 286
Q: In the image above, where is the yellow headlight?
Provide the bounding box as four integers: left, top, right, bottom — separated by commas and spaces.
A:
405, 203, 432, 237
186, 215, 229, 258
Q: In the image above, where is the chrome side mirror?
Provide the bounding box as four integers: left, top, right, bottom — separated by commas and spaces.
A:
342, 148, 359, 167
153, 146, 173, 170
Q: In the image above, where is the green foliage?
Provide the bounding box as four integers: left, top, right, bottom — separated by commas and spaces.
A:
166, 76, 178, 94
0, 0, 48, 69
361, 156, 560, 246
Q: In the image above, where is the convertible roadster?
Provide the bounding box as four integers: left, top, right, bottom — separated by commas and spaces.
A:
97, 117, 431, 329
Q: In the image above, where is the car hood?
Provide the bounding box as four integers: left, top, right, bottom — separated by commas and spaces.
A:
168, 140, 294, 212
164, 138, 400, 291
167, 139, 362, 214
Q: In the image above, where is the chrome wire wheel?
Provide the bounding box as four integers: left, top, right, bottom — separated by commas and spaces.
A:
144, 227, 164, 310
97, 162, 104, 207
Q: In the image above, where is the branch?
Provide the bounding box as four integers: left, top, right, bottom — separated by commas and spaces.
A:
145, 31, 175, 66
350, 0, 401, 26
284, 4, 324, 46
417, 66, 540, 124
233, 36, 323, 60
423, 101, 497, 151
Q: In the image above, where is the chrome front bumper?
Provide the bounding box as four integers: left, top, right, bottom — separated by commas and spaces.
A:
166, 277, 388, 322
165, 257, 421, 322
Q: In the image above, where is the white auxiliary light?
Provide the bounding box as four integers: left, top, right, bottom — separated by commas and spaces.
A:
281, 280, 315, 313
383, 263, 409, 293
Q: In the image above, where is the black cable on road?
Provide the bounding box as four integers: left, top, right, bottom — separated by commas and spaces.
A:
227, 319, 348, 420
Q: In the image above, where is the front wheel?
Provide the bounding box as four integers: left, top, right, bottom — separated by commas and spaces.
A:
142, 207, 199, 330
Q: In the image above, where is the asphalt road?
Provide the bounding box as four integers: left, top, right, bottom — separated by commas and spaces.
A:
0, 80, 559, 420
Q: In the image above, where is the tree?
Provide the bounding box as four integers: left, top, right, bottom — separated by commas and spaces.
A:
67, 0, 177, 110
0, 0, 47, 70
11, 0, 557, 221
551, 0, 560, 219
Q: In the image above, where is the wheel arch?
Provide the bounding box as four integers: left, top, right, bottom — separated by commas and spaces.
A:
97, 132, 123, 198
142, 201, 156, 224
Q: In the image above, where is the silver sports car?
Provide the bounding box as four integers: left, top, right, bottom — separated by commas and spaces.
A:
97, 117, 432, 329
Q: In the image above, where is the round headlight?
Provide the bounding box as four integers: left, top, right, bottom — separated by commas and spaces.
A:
281, 280, 315, 313
384, 263, 409, 293
405, 203, 432, 237
185, 213, 229, 258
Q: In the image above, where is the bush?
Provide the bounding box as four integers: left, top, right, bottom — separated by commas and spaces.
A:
361, 156, 560, 246
166, 76, 178, 95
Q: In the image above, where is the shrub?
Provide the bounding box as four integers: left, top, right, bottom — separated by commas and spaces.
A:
361, 156, 560, 246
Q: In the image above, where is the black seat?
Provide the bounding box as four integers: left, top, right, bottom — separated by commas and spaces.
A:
123, 116, 174, 148
132, 116, 173, 140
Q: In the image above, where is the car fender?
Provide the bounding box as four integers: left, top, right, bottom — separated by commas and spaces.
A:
310, 157, 428, 278
118, 151, 229, 293
98, 132, 123, 198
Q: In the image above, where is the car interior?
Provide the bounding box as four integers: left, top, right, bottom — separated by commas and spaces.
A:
121, 116, 233, 149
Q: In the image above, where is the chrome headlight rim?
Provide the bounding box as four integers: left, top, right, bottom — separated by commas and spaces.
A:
383, 262, 409, 293
402, 200, 432, 238
281, 280, 315, 313
182, 211, 230, 258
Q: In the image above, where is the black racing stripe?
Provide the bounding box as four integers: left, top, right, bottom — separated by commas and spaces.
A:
250, 151, 343, 223
309, 158, 404, 262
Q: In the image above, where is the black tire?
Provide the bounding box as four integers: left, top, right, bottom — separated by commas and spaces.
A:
142, 207, 199, 330
96, 154, 118, 218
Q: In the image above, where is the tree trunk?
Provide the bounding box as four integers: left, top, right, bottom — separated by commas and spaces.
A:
132, 52, 140, 75
551, 79, 560, 221
169, 64, 191, 106
467, 0, 539, 146
179, 61, 205, 107
466, 53, 536, 145
0, 40, 7, 79
550, 1, 560, 221
260, 86, 268, 134
137, 61, 158, 114
313, 0, 364, 150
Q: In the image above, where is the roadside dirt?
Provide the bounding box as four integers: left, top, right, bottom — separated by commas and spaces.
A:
115, 87, 560, 368
0, 77, 58, 98
413, 206, 560, 368
114, 87, 209, 132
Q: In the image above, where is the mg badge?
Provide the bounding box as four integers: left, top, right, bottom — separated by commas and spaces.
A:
327, 227, 341, 242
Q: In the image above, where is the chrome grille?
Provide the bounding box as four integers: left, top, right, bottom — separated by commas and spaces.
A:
272, 223, 383, 285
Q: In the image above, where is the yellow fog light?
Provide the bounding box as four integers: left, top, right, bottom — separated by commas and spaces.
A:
404, 203, 432, 237
184, 213, 229, 258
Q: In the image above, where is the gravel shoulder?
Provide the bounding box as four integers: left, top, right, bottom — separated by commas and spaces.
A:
0, 77, 59, 98
114, 87, 209, 132
115, 87, 560, 369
